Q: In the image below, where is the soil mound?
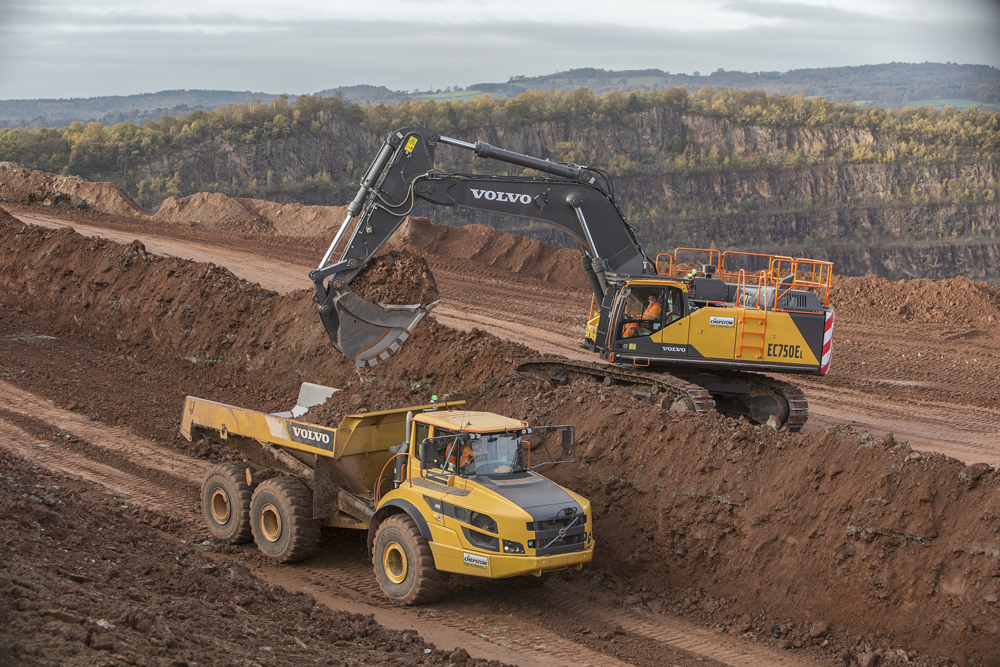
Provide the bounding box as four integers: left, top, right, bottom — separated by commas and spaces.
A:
833, 274, 1000, 327
352, 249, 439, 305
0, 450, 503, 667
390, 217, 588, 290
152, 192, 274, 234
152, 193, 349, 236
239, 198, 349, 236
0, 162, 146, 217
0, 206, 16, 223
4, 217, 1000, 663
512, 382, 1000, 665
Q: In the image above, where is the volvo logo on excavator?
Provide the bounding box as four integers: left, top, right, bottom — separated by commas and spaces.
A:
470, 189, 533, 204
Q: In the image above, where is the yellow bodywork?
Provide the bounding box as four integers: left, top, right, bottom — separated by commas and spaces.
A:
181, 391, 593, 580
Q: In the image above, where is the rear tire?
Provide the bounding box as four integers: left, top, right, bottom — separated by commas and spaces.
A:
250, 477, 320, 563
373, 514, 447, 605
201, 462, 253, 544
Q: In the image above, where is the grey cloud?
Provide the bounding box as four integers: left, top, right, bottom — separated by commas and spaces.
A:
2, 9, 998, 99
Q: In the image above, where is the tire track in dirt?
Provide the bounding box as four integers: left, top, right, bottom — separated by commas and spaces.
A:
0, 416, 199, 516
537, 588, 827, 667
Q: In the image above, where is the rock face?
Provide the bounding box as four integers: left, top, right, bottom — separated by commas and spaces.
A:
3, 101, 998, 283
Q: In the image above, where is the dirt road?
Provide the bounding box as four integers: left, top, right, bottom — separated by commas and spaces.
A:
0, 374, 824, 667
16, 208, 1000, 467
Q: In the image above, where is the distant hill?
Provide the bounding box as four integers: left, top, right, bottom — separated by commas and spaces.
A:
2, 62, 997, 129
462, 62, 1000, 108
0, 89, 281, 129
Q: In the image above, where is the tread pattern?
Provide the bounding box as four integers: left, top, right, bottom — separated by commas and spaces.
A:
250, 476, 320, 563
716, 370, 810, 431
202, 462, 254, 544
517, 359, 716, 413
374, 513, 448, 605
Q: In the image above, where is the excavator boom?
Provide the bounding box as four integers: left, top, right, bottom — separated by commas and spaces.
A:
310, 127, 652, 366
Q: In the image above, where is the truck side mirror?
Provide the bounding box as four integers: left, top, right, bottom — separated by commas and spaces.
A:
561, 427, 572, 458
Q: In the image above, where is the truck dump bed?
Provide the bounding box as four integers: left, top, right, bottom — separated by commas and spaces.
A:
180, 384, 464, 522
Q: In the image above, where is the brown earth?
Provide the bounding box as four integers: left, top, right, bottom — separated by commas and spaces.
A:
152, 193, 350, 237
2, 212, 999, 667
388, 217, 587, 290
2, 162, 1000, 667
0, 162, 146, 218
0, 449, 506, 667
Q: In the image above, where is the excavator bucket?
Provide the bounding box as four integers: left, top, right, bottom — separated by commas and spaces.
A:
324, 289, 439, 367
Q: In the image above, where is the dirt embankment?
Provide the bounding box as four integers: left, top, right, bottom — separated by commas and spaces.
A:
0, 162, 352, 237
0, 162, 146, 217
831, 274, 1000, 327
2, 216, 999, 665
152, 193, 350, 236
388, 217, 588, 291
0, 448, 503, 667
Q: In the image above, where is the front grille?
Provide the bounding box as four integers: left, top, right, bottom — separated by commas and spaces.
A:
530, 512, 588, 556
527, 514, 587, 532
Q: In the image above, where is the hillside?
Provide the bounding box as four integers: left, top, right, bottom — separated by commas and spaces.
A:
1, 88, 998, 283
0, 89, 282, 130
472, 63, 1000, 109
3, 62, 997, 130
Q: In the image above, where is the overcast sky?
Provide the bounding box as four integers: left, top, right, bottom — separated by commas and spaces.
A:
1, 0, 998, 100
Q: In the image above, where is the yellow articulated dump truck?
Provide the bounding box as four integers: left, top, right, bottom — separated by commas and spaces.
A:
180, 383, 594, 604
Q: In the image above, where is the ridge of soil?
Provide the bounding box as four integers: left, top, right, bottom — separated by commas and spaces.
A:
0, 448, 505, 667
387, 216, 587, 290
0, 162, 146, 218
0, 162, 587, 288
2, 216, 999, 665
830, 274, 1000, 327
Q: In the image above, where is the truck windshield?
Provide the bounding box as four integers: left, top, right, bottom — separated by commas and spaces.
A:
426, 430, 525, 477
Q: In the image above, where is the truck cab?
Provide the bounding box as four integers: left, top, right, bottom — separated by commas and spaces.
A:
374, 409, 593, 592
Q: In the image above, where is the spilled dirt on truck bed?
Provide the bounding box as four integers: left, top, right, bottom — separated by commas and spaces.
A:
2, 213, 999, 666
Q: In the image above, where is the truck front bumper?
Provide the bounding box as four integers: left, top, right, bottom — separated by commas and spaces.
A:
430, 541, 594, 579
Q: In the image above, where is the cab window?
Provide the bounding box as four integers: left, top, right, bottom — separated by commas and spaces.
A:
620, 288, 664, 339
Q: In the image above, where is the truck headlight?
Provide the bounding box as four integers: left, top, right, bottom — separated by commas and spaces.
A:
503, 540, 525, 554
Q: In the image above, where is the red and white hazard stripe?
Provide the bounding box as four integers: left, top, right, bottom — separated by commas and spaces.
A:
820, 310, 835, 375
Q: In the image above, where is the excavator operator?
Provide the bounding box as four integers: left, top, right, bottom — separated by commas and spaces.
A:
622, 293, 662, 338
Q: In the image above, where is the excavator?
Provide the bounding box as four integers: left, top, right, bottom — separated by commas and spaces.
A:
309, 127, 835, 430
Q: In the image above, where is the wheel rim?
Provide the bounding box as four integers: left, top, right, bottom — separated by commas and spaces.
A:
209, 488, 231, 524
259, 503, 282, 542
383, 541, 408, 584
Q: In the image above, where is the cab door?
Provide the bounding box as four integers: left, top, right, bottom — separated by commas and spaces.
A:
648, 287, 690, 358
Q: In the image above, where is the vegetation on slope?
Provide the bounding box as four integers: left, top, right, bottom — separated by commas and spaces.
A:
1, 87, 998, 259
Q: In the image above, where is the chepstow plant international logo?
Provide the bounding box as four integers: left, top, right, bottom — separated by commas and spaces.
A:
470, 189, 533, 204
463, 552, 489, 569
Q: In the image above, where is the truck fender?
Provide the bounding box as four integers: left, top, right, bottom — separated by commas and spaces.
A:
367, 498, 432, 558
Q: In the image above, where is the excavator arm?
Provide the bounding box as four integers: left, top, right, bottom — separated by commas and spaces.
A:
311, 126, 654, 366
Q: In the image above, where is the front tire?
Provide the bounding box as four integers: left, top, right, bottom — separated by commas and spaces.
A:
373, 514, 447, 605
250, 477, 319, 563
202, 462, 253, 544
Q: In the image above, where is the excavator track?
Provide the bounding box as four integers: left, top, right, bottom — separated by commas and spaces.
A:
723, 371, 809, 432
517, 361, 809, 432
516, 359, 716, 414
